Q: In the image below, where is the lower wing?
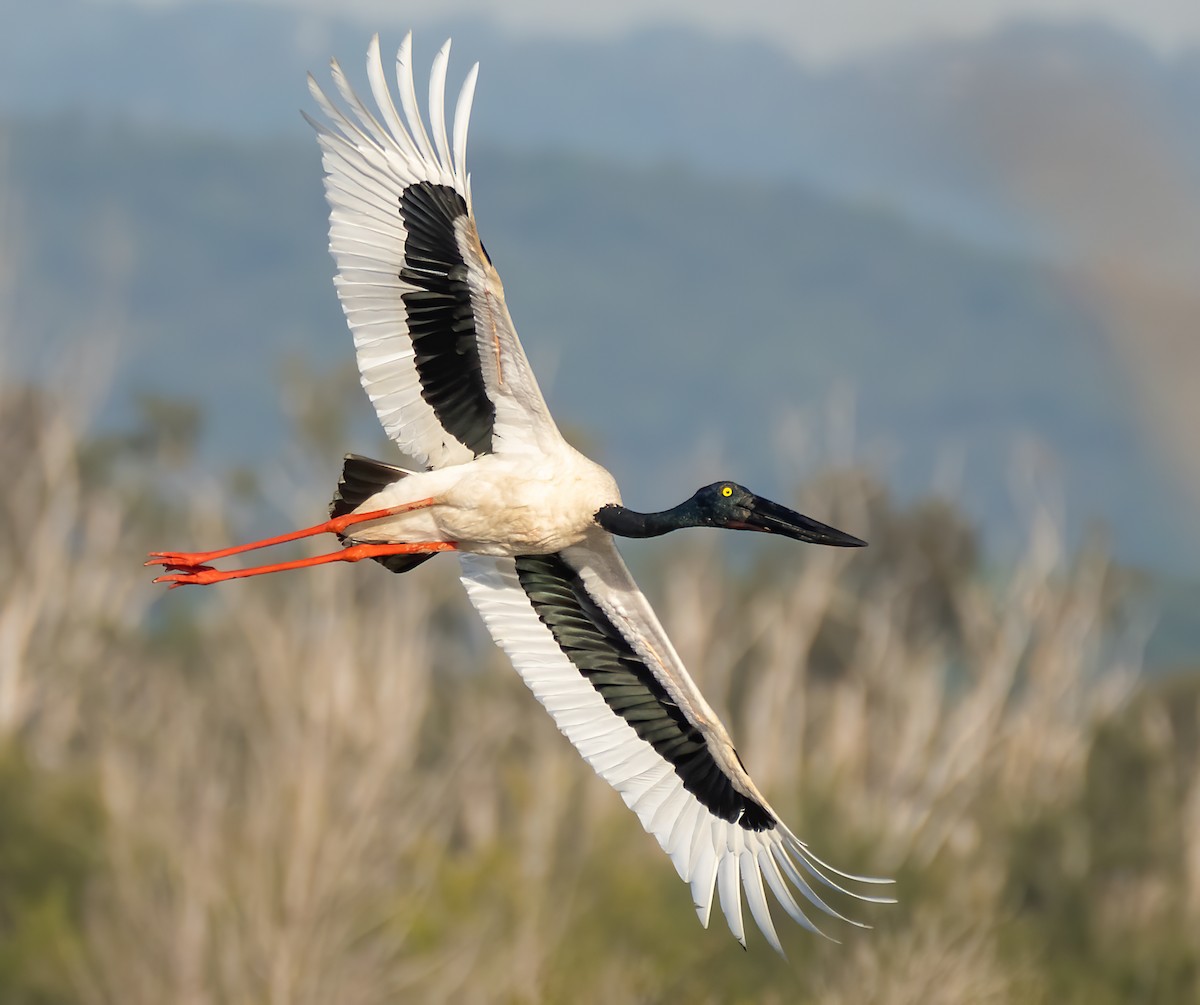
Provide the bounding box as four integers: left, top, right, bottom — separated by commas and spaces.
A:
458, 538, 892, 952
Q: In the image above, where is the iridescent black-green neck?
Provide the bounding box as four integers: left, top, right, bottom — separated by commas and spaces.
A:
595, 482, 866, 547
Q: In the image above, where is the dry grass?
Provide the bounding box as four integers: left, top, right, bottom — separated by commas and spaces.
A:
7, 371, 1194, 1002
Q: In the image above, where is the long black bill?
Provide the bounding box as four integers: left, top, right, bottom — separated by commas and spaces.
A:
739, 496, 867, 548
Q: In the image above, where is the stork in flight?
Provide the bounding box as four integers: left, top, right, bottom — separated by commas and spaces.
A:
147, 34, 893, 951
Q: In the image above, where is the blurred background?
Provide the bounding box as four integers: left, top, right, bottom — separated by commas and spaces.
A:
1, 0, 1198, 1001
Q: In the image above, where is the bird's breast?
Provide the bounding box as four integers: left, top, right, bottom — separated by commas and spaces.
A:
440, 452, 620, 555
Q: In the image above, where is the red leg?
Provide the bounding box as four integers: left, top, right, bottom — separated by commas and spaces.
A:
152, 541, 457, 588
146, 498, 439, 570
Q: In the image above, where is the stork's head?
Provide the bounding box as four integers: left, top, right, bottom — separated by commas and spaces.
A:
595, 481, 866, 547
682, 482, 866, 546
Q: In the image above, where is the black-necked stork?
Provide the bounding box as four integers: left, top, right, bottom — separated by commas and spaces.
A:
148, 34, 893, 951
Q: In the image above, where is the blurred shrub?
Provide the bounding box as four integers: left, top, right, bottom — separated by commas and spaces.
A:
0, 747, 100, 1004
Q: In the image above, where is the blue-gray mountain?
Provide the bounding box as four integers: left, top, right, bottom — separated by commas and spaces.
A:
3, 1, 1198, 251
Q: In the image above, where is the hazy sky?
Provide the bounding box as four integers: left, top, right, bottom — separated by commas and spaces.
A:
216, 0, 1200, 63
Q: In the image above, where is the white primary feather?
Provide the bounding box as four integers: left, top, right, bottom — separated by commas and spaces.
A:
452, 63, 479, 208
428, 40, 454, 171
717, 828, 746, 947
395, 32, 437, 167
365, 36, 410, 161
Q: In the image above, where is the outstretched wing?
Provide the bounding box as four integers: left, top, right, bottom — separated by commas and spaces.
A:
306, 34, 561, 469
459, 535, 892, 952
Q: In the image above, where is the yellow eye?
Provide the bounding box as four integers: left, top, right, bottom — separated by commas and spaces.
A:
721, 485, 733, 497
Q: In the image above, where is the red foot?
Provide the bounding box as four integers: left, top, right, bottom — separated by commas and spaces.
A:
153, 568, 226, 589
145, 552, 218, 572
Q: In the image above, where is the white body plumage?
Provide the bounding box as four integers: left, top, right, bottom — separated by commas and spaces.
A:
347, 446, 623, 556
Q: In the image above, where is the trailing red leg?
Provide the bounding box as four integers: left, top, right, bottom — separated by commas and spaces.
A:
146, 498, 439, 571
151, 540, 457, 588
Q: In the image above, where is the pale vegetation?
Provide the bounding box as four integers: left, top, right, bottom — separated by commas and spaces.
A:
1, 369, 1197, 1004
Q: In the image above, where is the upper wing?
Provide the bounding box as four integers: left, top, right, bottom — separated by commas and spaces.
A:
305, 34, 561, 469
459, 535, 892, 952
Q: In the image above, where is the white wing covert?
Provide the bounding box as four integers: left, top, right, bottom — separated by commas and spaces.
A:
306, 34, 561, 469
458, 536, 892, 951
